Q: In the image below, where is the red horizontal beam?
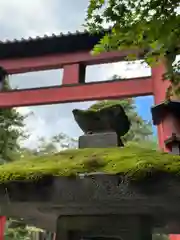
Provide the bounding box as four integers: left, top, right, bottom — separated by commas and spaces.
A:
0, 49, 142, 74
0, 77, 152, 108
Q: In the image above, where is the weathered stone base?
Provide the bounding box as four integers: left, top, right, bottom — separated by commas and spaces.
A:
55, 215, 152, 240
78, 132, 121, 148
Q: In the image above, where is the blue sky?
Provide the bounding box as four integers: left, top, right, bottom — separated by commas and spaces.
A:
136, 96, 156, 135
136, 96, 154, 123
0, 0, 156, 148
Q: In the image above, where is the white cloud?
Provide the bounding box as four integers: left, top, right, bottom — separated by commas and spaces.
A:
17, 106, 51, 149
17, 106, 32, 116
86, 60, 151, 82
0, 0, 88, 40
0, 0, 61, 40
111, 60, 151, 78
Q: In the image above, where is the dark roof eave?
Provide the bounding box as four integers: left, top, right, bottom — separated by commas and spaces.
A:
0, 30, 109, 60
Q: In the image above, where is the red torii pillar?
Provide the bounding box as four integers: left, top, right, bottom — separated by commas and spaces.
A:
0, 217, 6, 240
152, 63, 170, 151
169, 235, 180, 240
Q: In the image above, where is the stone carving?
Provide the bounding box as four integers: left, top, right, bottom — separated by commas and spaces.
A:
73, 102, 130, 147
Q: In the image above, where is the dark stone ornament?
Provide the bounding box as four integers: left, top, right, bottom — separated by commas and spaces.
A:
151, 100, 180, 154
73, 103, 131, 148
151, 100, 180, 125
164, 133, 180, 155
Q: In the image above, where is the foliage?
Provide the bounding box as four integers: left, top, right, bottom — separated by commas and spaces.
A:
0, 145, 180, 183
19, 133, 78, 158
4, 219, 48, 240
120, 98, 153, 142
5, 219, 30, 240
120, 98, 152, 141
85, 0, 180, 97
36, 133, 78, 154
89, 99, 153, 142
36, 137, 58, 155
0, 78, 26, 163
127, 139, 158, 150
153, 234, 169, 240
51, 133, 78, 149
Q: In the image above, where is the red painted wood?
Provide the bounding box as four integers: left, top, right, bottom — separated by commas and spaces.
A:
152, 63, 171, 151
169, 235, 180, 240
0, 216, 6, 240
62, 64, 84, 84
0, 49, 142, 74
0, 77, 152, 108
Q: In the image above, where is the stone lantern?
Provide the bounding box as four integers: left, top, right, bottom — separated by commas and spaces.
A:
151, 100, 180, 154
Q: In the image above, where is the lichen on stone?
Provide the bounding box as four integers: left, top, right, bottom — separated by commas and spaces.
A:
88, 100, 126, 111
72, 100, 130, 137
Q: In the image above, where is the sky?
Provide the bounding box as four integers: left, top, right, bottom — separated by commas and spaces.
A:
0, 0, 155, 149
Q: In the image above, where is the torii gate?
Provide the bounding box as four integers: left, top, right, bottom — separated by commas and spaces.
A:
0, 31, 176, 239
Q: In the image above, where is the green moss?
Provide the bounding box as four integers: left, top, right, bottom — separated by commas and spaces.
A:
74, 100, 125, 117
88, 100, 123, 111
0, 146, 180, 183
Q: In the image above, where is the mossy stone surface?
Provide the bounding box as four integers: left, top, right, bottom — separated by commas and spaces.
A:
72, 100, 130, 136
88, 100, 128, 111
0, 146, 180, 183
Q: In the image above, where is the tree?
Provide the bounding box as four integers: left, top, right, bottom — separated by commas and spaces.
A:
91, 99, 154, 144
4, 219, 45, 240
37, 137, 58, 155
51, 133, 78, 149
19, 133, 78, 158
4, 219, 30, 240
153, 234, 169, 240
35, 134, 78, 156
85, 0, 180, 97
0, 69, 26, 162
120, 98, 153, 143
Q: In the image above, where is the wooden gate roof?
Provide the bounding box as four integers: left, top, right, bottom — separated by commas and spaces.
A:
0, 30, 106, 59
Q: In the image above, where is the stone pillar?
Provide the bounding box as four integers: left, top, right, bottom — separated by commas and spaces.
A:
55, 215, 152, 240
121, 216, 152, 240
78, 132, 120, 148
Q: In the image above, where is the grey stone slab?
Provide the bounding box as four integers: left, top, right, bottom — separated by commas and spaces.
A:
55, 215, 153, 240
78, 132, 118, 148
